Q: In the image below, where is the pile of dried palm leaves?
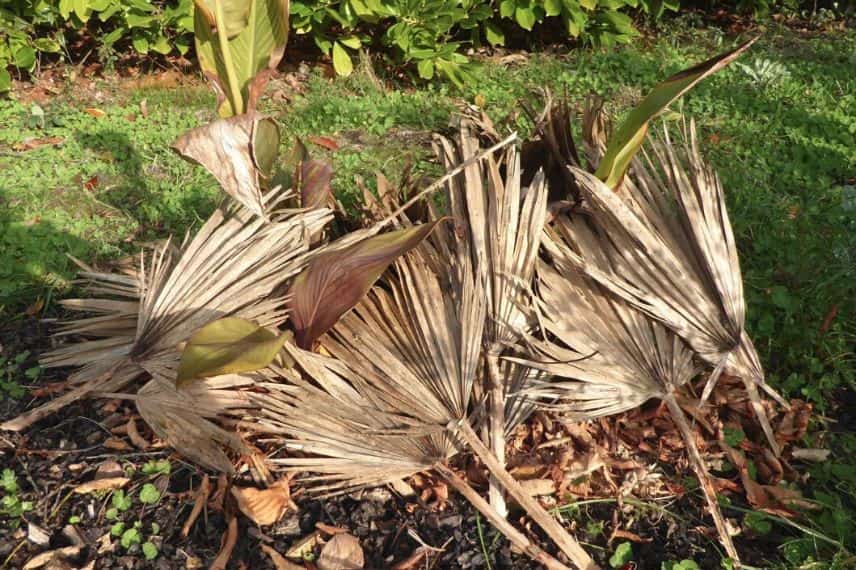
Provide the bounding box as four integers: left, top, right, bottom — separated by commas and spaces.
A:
2, 32, 813, 569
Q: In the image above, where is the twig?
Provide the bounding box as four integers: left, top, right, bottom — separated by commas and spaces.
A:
664, 394, 740, 565
435, 463, 570, 570
182, 474, 211, 537
486, 351, 508, 518
457, 421, 599, 570
210, 513, 239, 570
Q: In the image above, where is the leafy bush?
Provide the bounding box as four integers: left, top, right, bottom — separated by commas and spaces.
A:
1, 0, 194, 91
2, 0, 678, 90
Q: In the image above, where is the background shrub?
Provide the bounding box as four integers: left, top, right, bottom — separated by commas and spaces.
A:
0, 0, 852, 91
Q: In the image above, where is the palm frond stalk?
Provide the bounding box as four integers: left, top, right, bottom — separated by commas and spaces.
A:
546, 112, 785, 454
252, 224, 597, 569
2, 190, 332, 471
434, 112, 549, 516
513, 215, 740, 562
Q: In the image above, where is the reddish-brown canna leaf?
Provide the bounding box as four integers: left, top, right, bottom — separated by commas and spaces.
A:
288, 221, 443, 349
300, 159, 333, 209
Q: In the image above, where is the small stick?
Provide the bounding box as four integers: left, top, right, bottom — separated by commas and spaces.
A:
181, 474, 211, 538
664, 394, 740, 566
457, 421, 599, 570
486, 351, 508, 518
435, 463, 570, 570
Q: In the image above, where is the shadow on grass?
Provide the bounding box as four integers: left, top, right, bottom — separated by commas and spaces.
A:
0, 186, 93, 310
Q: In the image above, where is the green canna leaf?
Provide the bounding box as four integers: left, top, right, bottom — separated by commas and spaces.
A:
176, 317, 290, 385
288, 221, 444, 349
595, 37, 757, 189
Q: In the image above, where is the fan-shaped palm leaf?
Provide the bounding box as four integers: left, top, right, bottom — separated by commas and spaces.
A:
552, 121, 784, 454
2, 190, 332, 469
513, 217, 740, 561
434, 114, 550, 514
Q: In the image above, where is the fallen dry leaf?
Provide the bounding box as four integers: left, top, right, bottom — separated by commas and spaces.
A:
308, 135, 340, 150
261, 544, 305, 570
318, 533, 364, 570
392, 547, 430, 570
23, 545, 82, 569
231, 478, 293, 526
11, 136, 64, 151
519, 478, 556, 496
315, 522, 350, 536
73, 477, 130, 494
84, 108, 106, 118
103, 437, 132, 451
286, 532, 321, 560
126, 419, 149, 449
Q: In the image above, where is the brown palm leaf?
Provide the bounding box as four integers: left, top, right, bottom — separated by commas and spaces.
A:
551, 121, 785, 454
434, 115, 549, 514
2, 190, 332, 459
512, 216, 741, 561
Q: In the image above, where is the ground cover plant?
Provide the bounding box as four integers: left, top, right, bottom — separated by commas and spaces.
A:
0, 10, 854, 570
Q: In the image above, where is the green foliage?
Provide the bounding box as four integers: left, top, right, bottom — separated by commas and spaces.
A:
0, 469, 33, 519
662, 561, 700, 570
609, 541, 633, 568
138, 483, 161, 504
142, 541, 159, 560
0, 1, 194, 91
0, 350, 39, 400
141, 459, 172, 476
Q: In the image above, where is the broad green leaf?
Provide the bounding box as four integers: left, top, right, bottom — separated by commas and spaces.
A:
515, 6, 536, 30
289, 221, 443, 349
0, 69, 11, 92
194, 0, 289, 116
484, 22, 505, 46
14, 46, 37, 70
609, 542, 633, 568
176, 317, 290, 385
544, 0, 562, 17
499, 0, 515, 18
131, 33, 149, 54
142, 542, 159, 560
580, 0, 597, 9
33, 38, 61, 53
138, 483, 161, 505
417, 58, 434, 80
332, 42, 353, 76
339, 35, 362, 49
595, 37, 756, 189
194, 0, 251, 38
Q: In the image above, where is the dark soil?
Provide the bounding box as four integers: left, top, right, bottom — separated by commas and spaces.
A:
1, 315, 795, 569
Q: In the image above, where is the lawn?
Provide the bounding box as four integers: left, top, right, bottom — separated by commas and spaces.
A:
1, 19, 854, 568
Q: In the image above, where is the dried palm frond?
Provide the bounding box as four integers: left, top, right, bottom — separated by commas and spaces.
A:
251, 227, 596, 568
549, 119, 784, 454
434, 114, 550, 514
513, 217, 740, 562
251, 349, 572, 570
2, 189, 332, 460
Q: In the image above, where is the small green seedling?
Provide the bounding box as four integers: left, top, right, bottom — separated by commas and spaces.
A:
0, 351, 40, 400
609, 542, 633, 568
141, 459, 171, 476
138, 484, 161, 505
0, 469, 33, 519
662, 561, 700, 570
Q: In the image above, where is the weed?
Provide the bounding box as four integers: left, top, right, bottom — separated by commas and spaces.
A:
0, 350, 39, 399
0, 468, 33, 521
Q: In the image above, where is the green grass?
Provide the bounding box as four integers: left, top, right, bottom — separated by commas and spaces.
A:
0, 21, 854, 568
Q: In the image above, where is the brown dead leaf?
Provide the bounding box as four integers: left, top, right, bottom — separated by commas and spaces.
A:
791, 448, 830, 462
518, 478, 556, 496
84, 108, 106, 118
12, 136, 64, 151
23, 545, 82, 569
232, 479, 293, 526
73, 477, 130, 494
308, 136, 340, 150
25, 298, 45, 316
126, 419, 149, 449
776, 401, 812, 444
261, 544, 305, 570
318, 533, 364, 570
315, 522, 350, 536
610, 528, 651, 543
103, 437, 132, 451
